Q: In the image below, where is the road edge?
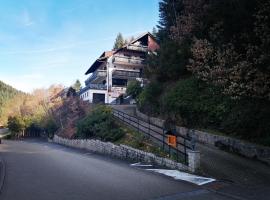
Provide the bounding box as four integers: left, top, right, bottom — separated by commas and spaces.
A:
0, 156, 6, 194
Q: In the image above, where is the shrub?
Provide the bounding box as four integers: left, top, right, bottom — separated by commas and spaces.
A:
148, 77, 270, 143
221, 99, 270, 140
7, 116, 25, 135
45, 118, 59, 139
161, 78, 232, 128
126, 80, 142, 99
76, 105, 124, 141
137, 81, 163, 115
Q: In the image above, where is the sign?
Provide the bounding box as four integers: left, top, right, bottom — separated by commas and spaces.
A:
167, 135, 177, 147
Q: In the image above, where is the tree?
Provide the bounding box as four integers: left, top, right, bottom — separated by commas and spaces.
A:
146, 40, 191, 82
7, 116, 25, 135
188, 0, 270, 100
73, 80, 82, 92
126, 80, 142, 99
152, 27, 158, 37
157, 0, 183, 41
113, 33, 125, 50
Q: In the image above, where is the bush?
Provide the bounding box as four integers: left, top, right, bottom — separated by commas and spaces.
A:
137, 81, 163, 115
140, 77, 270, 144
76, 105, 124, 141
7, 116, 25, 134
221, 99, 270, 140
126, 80, 142, 99
161, 78, 232, 128
45, 118, 59, 139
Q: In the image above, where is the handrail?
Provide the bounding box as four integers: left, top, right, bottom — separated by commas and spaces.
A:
112, 108, 192, 164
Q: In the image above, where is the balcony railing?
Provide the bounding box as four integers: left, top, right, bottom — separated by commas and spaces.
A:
85, 70, 107, 85
88, 84, 107, 90
113, 55, 145, 66
126, 44, 148, 52
112, 70, 141, 79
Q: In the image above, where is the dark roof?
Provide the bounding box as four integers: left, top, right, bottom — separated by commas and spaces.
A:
85, 51, 114, 75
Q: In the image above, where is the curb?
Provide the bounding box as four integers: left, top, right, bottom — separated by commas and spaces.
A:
0, 157, 6, 194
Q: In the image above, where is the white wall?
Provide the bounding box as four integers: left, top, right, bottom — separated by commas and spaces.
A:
80, 89, 108, 103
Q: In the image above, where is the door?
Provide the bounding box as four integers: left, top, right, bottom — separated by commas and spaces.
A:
93, 93, 105, 104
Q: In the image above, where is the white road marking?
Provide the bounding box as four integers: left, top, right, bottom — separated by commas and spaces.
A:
131, 162, 153, 167
146, 169, 215, 186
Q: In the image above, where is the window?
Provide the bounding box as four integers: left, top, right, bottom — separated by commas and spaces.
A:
112, 78, 127, 87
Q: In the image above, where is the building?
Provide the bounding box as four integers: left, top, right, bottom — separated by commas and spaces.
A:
80, 32, 159, 104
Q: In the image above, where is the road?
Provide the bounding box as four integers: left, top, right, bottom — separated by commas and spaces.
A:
0, 139, 234, 200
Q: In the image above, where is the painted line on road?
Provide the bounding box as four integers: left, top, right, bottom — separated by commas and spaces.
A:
146, 169, 215, 186
131, 162, 153, 167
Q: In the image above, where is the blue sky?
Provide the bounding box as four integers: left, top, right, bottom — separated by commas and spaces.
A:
0, 0, 159, 92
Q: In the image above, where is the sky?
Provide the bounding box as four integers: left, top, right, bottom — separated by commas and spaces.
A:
0, 0, 159, 93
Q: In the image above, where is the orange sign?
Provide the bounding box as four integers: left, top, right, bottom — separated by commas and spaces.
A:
167, 135, 177, 147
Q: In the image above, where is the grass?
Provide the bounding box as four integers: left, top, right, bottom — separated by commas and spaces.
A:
114, 120, 181, 161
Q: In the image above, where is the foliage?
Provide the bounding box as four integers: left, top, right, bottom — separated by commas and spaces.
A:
162, 78, 232, 127
157, 0, 183, 41
45, 118, 59, 139
1, 83, 65, 138
113, 33, 125, 50
72, 80, 82, 92
166, 0, 270, 100
0, 80, 23, 122
7, 116, 25, 134
126, 80, 142, 99
137, 81, 163, 115
114, 123, 168, 158
139, 0, 270, 145
76, 105, 124, 142
146, 40, 191, 81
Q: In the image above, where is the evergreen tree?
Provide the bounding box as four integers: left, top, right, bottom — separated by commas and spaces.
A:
113, 33, 125, 50
152, 27, 158, 37
73, 80, 82, 92
157, 0, 183, 41
0, 80, 23, 120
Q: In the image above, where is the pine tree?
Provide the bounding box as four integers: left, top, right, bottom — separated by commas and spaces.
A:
73, 80, 82, 92
113, 33, 125, 50
157, 0, 183, 41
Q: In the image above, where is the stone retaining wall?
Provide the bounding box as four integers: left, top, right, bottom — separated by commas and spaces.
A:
52, 135, 200, 172
136, 109, 270, 163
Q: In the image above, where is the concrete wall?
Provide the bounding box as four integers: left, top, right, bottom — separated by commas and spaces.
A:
51, 135, 201, 172
136, 109, 270, 163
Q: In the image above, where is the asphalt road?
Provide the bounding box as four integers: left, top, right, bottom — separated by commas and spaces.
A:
0, 139, 233, 200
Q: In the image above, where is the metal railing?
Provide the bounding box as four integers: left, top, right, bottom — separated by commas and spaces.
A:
85, 70, 107, 85
88, 84, 107, 90
126, 44, 148, 52
112, 108, 192, 164
112, 70, 141, 79
113, 55, 146, 66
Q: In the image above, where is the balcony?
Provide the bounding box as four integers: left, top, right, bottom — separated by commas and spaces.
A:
85, 70, 106, 85
88, 84, 107, 90
112, 70, 141, 79
113, 55, 145, 66
126, 44, 148, 52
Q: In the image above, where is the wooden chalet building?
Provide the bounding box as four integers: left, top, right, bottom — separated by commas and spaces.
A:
80, 32, 159, 104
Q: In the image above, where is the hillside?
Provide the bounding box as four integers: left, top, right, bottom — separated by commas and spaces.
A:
135, 0, 270, 146
0, 80, 22, 123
